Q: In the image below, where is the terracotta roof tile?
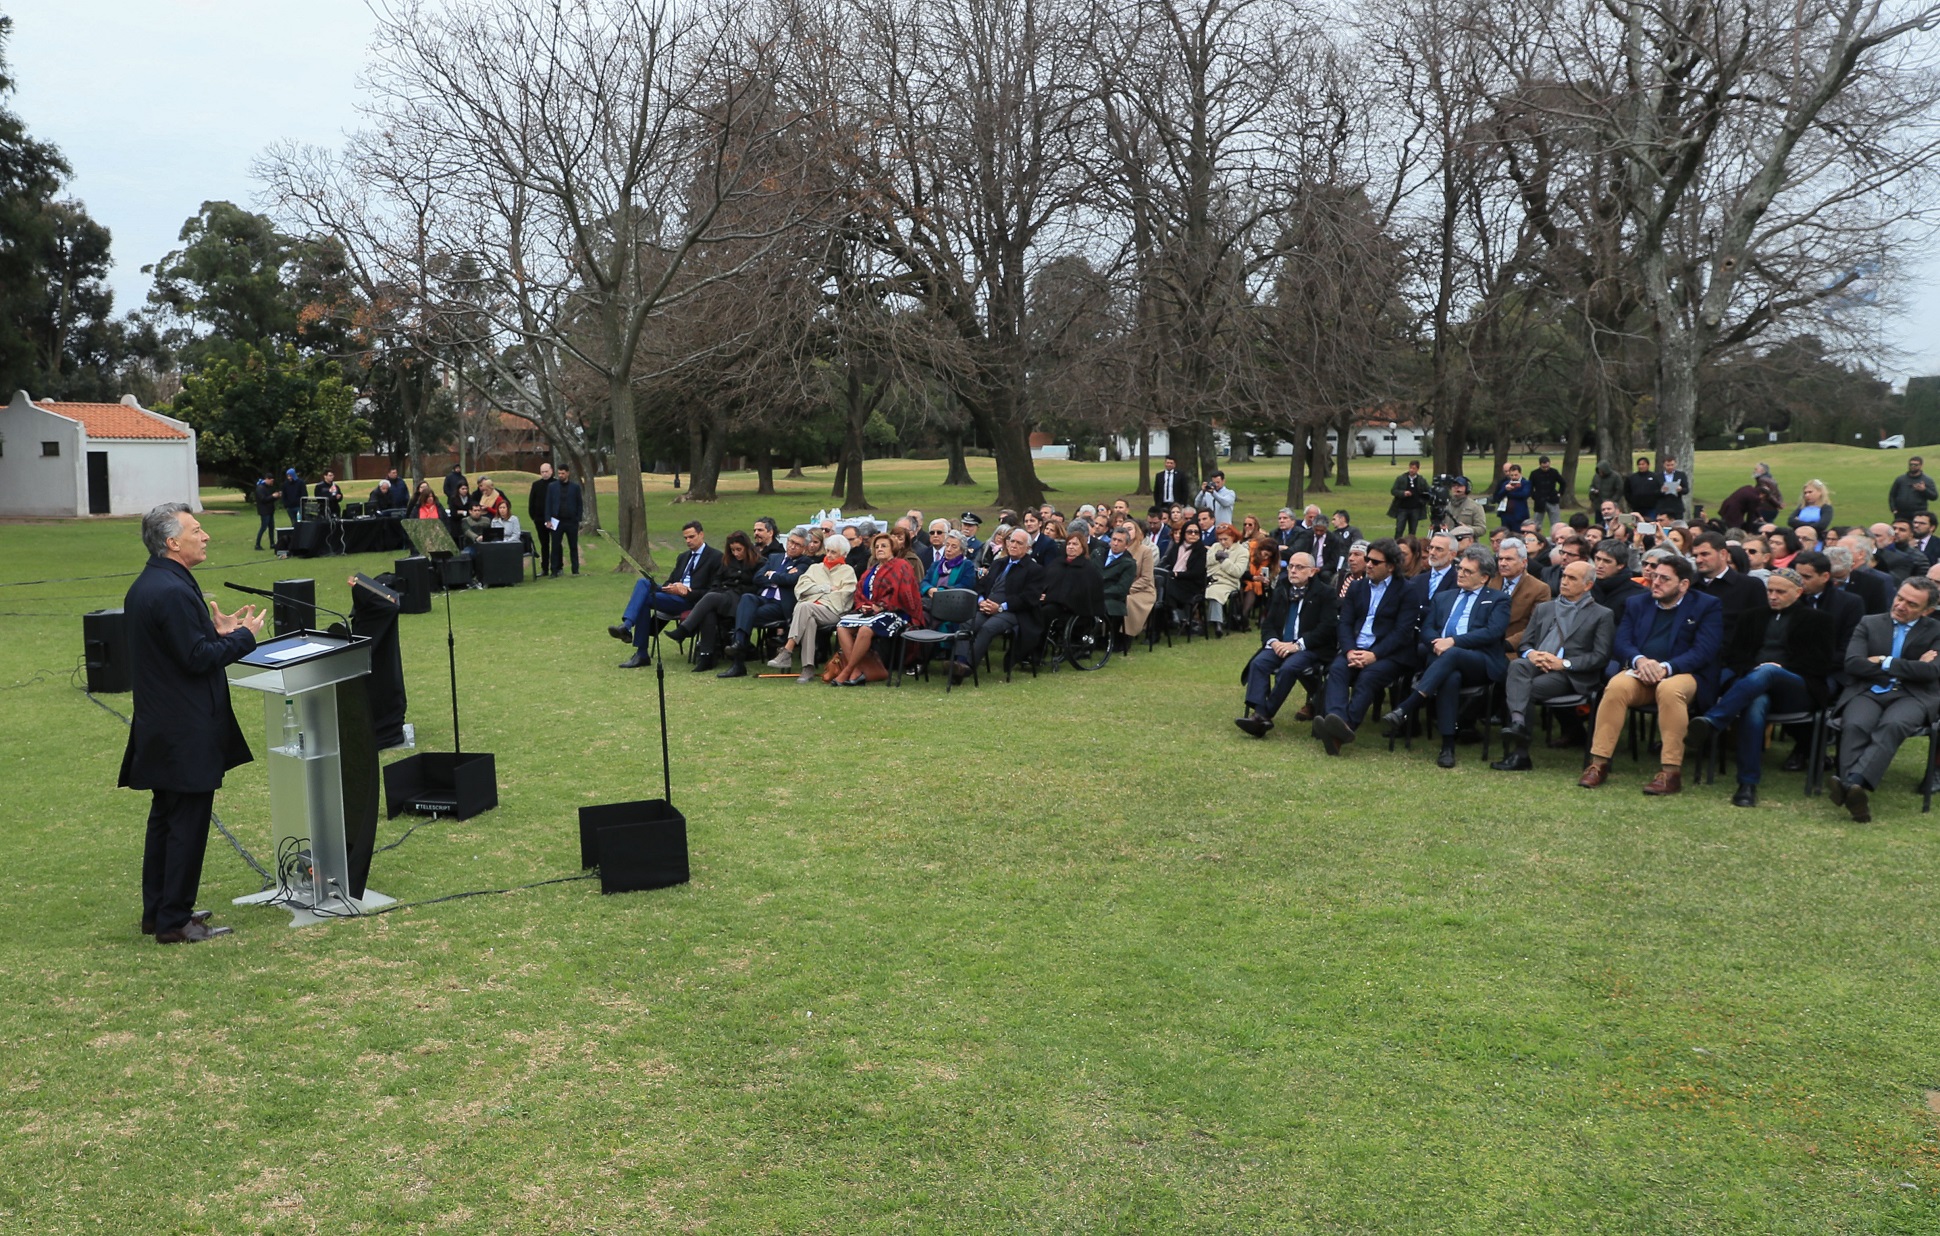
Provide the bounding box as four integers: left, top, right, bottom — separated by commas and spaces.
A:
34, 400, 189, 441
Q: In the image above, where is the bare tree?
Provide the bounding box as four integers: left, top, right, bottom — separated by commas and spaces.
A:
362, 0, 824, 567
1543, 0, 1940, 478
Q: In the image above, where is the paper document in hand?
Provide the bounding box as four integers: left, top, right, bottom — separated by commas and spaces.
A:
264, 641, 335, 663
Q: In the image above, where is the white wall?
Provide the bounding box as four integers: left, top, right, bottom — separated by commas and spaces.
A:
105, 437, 202, 515
0, 396, 84, 517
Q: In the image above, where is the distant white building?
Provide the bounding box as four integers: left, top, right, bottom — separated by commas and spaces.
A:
0, 391, 201, 518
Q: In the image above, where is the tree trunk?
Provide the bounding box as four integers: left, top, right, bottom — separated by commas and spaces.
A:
755, 450, 775, 496
1560, 409, 1583, 510
1285, 437, 1306, 508
1228, 433, 1251, 463
786, 456, 806, 481
683, 410, 727, 502
839, 368, 873, 510
831, 456, 848, 498
1655, 324, 1698, 482
1333, 411, 1352, 487
961, 380, 1046, 509
1136, 426, 1151, 495
1307, 425, 1331, 494
943, 431, 975, 486
605, 363, 654, 571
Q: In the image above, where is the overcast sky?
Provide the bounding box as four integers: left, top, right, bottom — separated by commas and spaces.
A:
7, 0, 1937, 384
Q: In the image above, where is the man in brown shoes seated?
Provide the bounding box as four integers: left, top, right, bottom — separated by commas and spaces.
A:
1577, 555, 1724, 795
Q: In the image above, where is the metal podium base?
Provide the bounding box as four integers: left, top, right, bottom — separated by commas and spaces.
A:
233, 886, 396, 927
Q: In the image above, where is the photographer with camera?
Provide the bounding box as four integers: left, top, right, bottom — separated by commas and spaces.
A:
1442, 476, 1487, 533
1195, 470, 1237, 527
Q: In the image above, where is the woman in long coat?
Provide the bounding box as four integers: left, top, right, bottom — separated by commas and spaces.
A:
1122, 520, 1158, 638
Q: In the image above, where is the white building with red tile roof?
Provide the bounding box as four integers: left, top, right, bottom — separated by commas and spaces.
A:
0, 390, 202, 517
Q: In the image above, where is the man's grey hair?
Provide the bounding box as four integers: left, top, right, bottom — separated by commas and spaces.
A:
1497, 538, 1527, 560
1278, 507, 1296, 520
1827, 546, 1854, 572
1846, 540, 1874, 566
1642, 546, 1676, 565
1304, 505, 1322, 518
1459, 546, 1497, 578
141, 503, 193, 557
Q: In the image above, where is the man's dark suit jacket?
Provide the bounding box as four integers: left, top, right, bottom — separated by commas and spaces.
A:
1154, 468, 1189, 508
1322, 525, 1359, 574
1842, 568, 1894, 616
1765, 603, 1840, 708
1257, 577, 1338, 661
528, 475, 553, 528
117, 556, 257, 794
667, 543, 723, 595
1803, 587, 1866, 672
1612, 588, 1725, 708
753, 552, 812, 604
1875, 545, 1928, 583
544, 479, 583, 524
1335, 574, 1421, 667
1836, 612, 1940, 713
1099, 552, 1135, 616
1653, 470, 1690, 519
1417, 585, 1512, 681
1030, 532, 1060, 565
977, 555, 1043, 630
1695, 569, 1770, 676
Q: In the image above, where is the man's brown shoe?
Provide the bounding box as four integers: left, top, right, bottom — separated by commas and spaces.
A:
141, 909, 211, 936
155, 919, 233, 945
1292, 702, 1315, 722
1577, 762, 1611, 788
1641, 769, 1683, 796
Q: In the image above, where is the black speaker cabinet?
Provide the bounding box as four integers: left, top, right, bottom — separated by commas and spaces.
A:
473, 540, 524, 587
392, 556, 432, 613
272, 578, 316, 637
82, 608, 131, 693
290, 519, 327, 558
434, 556, 473, 591
579, 799, 689, 894
383, 751, 498, 819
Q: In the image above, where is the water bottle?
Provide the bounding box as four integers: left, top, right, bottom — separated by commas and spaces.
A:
281, 699, 302, 756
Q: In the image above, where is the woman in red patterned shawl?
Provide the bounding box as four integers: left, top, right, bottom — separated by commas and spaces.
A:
831, 533, 927, 685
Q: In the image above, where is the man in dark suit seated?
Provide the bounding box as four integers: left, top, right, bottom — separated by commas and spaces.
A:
1313, 538, 1419, 755
952, 528, 1041, 682
609, 520, 721, 668
1685, 568, 1838, 806
1827, 576, 1940, 822
1692, 531, 1770, 686
719, 531, 813, 678
1493, 560, 1616, 770
1578, 555, 1724, 796
1235, 551, 1337, 737
1099, 526, 1136, 649
1379, 546, 1510, 767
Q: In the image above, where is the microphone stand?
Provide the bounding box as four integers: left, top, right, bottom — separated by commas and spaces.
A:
594, 527, 674, 804
428, 552, 463, 755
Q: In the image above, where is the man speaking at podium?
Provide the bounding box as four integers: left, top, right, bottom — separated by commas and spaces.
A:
119, 503, 265, 944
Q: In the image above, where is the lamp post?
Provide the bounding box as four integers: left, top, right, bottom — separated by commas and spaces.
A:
465, 434, 476, 473
1388, 420, 1397, 464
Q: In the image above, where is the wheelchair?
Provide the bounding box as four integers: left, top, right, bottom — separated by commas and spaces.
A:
1040, 611, 1113, 672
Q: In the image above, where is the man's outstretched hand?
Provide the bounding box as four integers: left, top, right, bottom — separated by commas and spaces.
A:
210, 600, 266, 636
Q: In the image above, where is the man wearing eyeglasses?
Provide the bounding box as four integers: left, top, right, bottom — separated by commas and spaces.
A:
1313, 538, 1421, 755
1379, 547, 1510, 767
1827, 577, 1940, 822
1578, 554, 1724, 795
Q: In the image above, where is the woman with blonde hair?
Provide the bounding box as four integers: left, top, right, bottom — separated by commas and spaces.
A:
1202, 524, 1249, 637
1787, 480, 1834, 540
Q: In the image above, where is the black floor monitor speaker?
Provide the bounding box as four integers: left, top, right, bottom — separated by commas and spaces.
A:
290, 519, 327, 558
579, 799, 689, 893
383, 751, 498, 819
392, 556, 432, 613
272, 578, 316, 637
434, 556, 473, 591
82, 608, 131, 693
473, 541, 524, 587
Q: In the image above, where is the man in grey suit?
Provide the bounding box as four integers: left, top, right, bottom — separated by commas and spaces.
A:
1492, 560, 1615, 771
1829, 576, 1940, 822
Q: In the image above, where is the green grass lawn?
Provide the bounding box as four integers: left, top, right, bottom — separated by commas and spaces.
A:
5, 454, 1940, 1232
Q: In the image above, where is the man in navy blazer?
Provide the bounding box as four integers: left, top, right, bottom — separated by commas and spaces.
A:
610, 520, 722, 668
1314, 537, 1420, 754
1379, 547, 1511, 766
119, 504, 266, 943
543, 464, 584, 577
1578, 554, 1724, 795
